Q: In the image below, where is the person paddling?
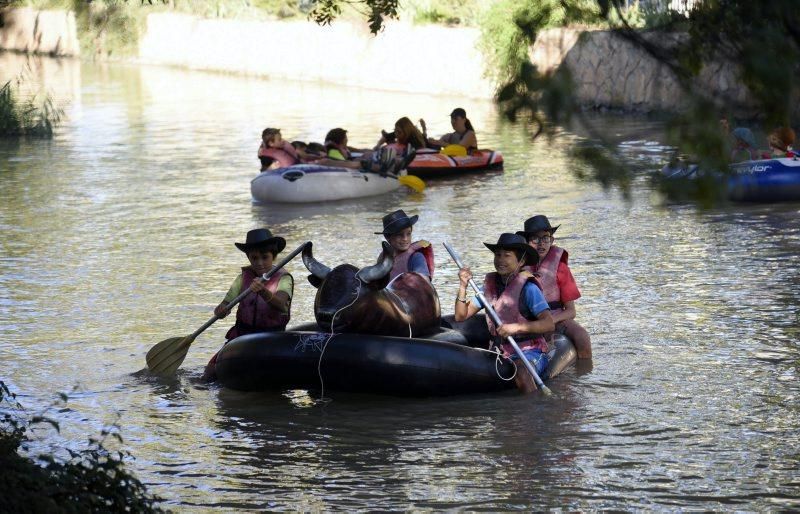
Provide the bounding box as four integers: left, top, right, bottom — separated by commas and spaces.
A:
517, 215, 591, 359
376, 209, 434, 281
454, 233, 554, 393
201, 228, 294, 381
420, 107, 478, 156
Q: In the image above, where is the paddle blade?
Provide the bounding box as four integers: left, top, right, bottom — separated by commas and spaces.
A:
146, 335, 195, 376
398, 174, 426, 193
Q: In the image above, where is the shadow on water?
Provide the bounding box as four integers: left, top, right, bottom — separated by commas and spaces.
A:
205, 381, 590, 510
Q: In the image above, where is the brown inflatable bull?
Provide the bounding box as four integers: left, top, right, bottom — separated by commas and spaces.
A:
302, 242, 440, 336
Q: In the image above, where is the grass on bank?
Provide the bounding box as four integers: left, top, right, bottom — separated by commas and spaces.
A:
0, 76, 62, 138
0, 381, 166, 512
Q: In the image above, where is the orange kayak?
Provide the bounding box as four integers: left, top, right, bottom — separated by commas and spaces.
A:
406, 149, 504, 178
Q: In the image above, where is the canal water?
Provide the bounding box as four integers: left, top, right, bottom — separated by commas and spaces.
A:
1, 53, 799, 510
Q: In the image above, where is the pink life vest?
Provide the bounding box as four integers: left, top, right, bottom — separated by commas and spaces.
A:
530, 246, 568, 310
225, 266, 290, 340
381, 241, 435, 281
483, 271, 548, 355
258, 142, 300, 168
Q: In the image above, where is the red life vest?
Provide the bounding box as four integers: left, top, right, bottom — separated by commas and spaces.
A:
528, 246, 568, 310
225, 266, 290, 340
382, 240, 435, 281
483, 272, 548, 355
258, 142, 300, 168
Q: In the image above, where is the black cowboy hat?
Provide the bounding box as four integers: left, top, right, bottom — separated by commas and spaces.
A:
516, 214, 560, 239
235, 228, 286, 254
483, 233, 539, 266
375, 209, 419, 235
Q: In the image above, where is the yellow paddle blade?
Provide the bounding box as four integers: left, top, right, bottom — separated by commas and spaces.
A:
398, 174, 426, 193
145, 335, 195, 376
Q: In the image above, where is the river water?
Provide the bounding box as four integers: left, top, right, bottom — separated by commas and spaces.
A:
2, 53, 799, 510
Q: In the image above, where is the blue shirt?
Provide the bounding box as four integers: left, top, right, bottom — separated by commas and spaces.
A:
473, 282, 549, 317
409, 252, 430, 277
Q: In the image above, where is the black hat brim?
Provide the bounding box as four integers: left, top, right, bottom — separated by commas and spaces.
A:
484, 242, 539, 265
374, 215, 419, 235
515, 224, 560, 239
235, 236, 286, 254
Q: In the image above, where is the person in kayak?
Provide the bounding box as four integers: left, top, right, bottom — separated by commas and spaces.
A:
517, 215, 591, 359
454, 233, 554, 394
420, 107, 478, 156
730, 127, 759, 162
375, 209, 434, 281
258, 128, 322, 170
762, 126, 796, 158
373, 117, 428, 158
201, 228, 294, 381
325, 127, 416, 175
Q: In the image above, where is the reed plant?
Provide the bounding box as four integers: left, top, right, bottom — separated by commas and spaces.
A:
0, 77, 63, 138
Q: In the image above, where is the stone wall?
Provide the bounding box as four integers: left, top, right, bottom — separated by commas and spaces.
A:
531, 28, 754, 114
0, 7, 79, 56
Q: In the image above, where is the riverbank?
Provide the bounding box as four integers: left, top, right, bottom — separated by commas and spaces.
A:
0, 6, 762, 114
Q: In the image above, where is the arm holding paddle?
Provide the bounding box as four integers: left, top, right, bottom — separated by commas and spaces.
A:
146, 241, 308, 376
214, 275, 290, 317
444, 242, 553, 396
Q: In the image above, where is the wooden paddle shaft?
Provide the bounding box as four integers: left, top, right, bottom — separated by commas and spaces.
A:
443, 242, 548, 392
189, 242, 309, 340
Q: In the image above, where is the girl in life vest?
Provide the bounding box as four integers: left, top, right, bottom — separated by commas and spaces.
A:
258, 128, 319, 171
375, 209, 434, 281
517, 215, 592, 359
420, 107, 478, 156
373, 117, 427, 158
201, 228, 294, 382
453, 233, 555, 394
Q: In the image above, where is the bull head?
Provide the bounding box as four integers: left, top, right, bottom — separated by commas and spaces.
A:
301, 241, 439, 336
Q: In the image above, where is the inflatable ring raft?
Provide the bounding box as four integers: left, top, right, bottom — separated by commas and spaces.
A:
406, 149, 504, 178
215, 315, 576, 397
251, 164, 402, 203
661, 157, 800, 202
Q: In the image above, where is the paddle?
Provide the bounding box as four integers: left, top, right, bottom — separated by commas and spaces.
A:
145, 241, 309, 376
395, 173, 426, 193
443, 242, 553, 396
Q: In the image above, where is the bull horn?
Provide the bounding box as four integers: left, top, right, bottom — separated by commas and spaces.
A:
356, 241, 395, 283
302, 242, 331, 279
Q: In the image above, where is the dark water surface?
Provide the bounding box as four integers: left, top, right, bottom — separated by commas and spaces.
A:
2, 53, 799, 510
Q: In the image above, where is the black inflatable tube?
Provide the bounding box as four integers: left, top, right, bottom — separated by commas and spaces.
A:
216, 314, 577, 397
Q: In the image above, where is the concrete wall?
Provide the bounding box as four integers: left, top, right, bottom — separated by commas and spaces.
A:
137, 13, 495, 99
0, 7, 79, 56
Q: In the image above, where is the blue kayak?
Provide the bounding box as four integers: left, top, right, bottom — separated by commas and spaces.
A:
662, 157, 800, 202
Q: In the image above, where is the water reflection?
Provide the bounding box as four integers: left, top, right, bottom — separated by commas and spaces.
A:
1, 51, 799, 510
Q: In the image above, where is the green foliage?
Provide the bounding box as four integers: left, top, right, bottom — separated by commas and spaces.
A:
0, 76, 63, 138
307, 0, 399, 33
0, 381, 166, 513
402, 0, 484, 27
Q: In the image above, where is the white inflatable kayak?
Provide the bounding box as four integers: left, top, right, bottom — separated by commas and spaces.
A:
251, 164, 402, 203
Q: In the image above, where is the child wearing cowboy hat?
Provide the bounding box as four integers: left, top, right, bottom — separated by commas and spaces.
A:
201, 228, 294, 382
454, 233, 555, 394
375, 209, 434, 281
518, 215, 591, 359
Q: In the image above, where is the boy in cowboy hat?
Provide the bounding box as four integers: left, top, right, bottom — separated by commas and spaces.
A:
202, 228, 294, 381
454, 233, 555, 393
376, 209, 434, 281
517, 215, 591, 359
